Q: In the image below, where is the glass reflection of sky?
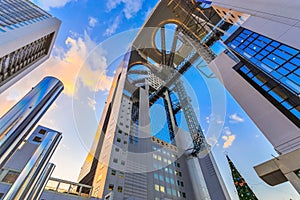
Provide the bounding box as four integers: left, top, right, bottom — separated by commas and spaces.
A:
0, 77, 63, 147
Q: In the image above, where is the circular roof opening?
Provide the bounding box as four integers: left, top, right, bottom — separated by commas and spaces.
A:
127, 64, 150, 87
154, 23, 183, 54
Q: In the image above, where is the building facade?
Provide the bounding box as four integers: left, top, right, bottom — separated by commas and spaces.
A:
0, 0, 61, 93
209, 0, 300, 193
78, 1, 233, 199
78, 0, 300, 198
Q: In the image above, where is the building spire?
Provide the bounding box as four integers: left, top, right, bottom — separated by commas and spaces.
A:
226, 155, 258, 200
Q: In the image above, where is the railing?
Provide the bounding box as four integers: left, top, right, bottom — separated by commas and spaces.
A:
45, 177, 93, 198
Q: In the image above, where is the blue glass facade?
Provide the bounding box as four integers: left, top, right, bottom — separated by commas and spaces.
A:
226, 28, 300, 126
228, 28, 300, 95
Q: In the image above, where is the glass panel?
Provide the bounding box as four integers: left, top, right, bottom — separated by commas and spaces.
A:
270, 41, 280, 47
277, 67, 290, 76
291, 106, 300, 119
268, 88, 285, 102
279, 45, 298, 56
282, 100, 293, 110
290, 57, 300, 66
287, 74, 300, 85
273, 49, 292, 60
262, 58, 278, 69
283, 63, 297, 71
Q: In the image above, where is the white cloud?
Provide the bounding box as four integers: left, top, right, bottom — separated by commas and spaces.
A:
104, 15, 121, 36
205, 114, 224, 125
221, 127, 236, 149
106, 0, 144, 19
88, 17, 98, 28
32, 0, 74, 11
229, 113, 245, 123
87, 97, 97, 110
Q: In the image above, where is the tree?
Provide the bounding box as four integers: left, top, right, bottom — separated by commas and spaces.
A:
226, 155, 258, 200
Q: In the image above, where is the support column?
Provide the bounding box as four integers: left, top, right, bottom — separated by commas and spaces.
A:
163, 90, 177, 142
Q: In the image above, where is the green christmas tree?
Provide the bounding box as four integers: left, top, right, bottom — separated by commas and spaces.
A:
226, 155, 258, 200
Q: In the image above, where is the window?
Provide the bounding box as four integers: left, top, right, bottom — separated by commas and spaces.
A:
181, 181, 184, 187
115, 148, 120, 152
160, 186, 165, 193
124, 141, 127, 145
167, 188, 172, 195
228, 28, 300, 127
159, 175, 164, 181
117, 138, 121, 142
113, 158, 118, 163
172, 189, 177, 196
154, 184, 159, 191
170, 178, 175, 185
153, 154, 157, 159
111, 170, 116, 176
166, 177, 170, 183
183, 192, 186, 198
108, 184, 114, 190
157, 156, 162, 161
33, 136, 42, 143
38, 129, 46, 134
2, 171, 19, 183
121, 160, 125, 165
295, 169, 300, 178
154, 173, 158, 179
117, 186, 123, 192
119, 172, 124, 178
178, 191, 182, 197
177, 180, 180, 186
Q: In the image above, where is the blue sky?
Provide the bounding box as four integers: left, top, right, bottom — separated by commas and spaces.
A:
0, 0, 299, 199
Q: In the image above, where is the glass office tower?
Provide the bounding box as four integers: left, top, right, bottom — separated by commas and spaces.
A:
0, 0, 61, 93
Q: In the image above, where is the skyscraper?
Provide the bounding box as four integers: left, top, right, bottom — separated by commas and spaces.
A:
0, 76, 64, 168
0, 0, 61, 93
78, 0, 300, 198
78, 1, 231, 199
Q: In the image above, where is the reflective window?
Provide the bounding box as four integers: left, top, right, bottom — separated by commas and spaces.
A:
228, 28, 300, 95
159, 175, 164, 181
236, 64, 300, 124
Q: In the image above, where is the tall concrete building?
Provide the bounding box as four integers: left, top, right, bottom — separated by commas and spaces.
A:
78, 1, 232, 199
0, 0, 61, 93
77, 0, 300, 199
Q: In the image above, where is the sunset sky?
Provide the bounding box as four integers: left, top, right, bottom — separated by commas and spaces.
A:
0, 0, 299, 199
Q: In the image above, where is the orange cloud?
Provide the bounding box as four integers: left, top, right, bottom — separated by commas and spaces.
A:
42, 32, 112, 96
222, 127, 236, 149
0, 31, 113, 116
